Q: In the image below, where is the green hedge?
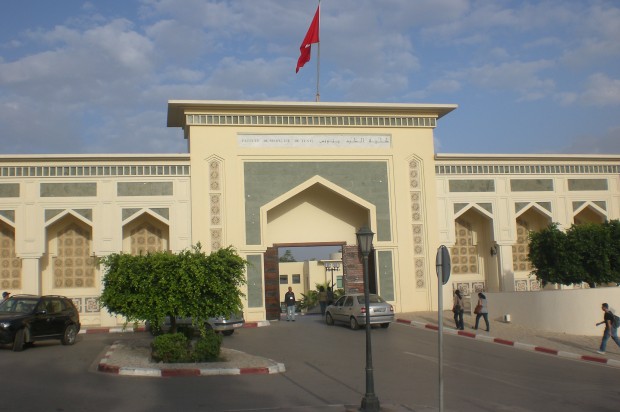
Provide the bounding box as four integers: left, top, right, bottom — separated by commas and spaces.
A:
151, 331, 222, 363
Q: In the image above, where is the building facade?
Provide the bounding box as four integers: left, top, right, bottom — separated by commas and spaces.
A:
1, 101, 618, 327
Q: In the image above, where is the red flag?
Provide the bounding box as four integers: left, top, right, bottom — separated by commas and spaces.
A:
296, 6, 320, 73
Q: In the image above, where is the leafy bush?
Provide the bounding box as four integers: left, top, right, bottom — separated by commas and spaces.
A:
151, 333, 190, 363
99, 244, 247, 334
151, 331, 223, 363
190, 331, 222, 362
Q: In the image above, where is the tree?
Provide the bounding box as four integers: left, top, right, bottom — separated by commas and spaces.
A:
279, 249, 297, 262
99, 244, 247, 333
528, 220, 620, 287
528, 223, 580, 286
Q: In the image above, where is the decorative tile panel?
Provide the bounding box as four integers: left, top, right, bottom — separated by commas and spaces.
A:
0, 225, 21, 289
409, 159, 426, 288
472, 282, 485, 293
515, 279, 528, 291
130, 223, 164, 255
53, 223, 95, 288
208, 159, 224, 250
85, 297, 100, 313
455, 282, 470, 296
451, 219, 479, 275
512, 219, 532, 272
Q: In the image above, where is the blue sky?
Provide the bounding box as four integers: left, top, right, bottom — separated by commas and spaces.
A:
1, 0, 619, 155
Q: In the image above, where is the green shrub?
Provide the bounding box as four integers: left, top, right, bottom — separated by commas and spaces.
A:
151, 333, 190, 363
151, 330, 223, 363
190, 331, 222, 362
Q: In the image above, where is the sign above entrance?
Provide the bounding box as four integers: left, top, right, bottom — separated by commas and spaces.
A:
238, 134, 391, 148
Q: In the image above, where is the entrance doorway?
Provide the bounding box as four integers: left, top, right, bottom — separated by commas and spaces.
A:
263, 242, 377, 320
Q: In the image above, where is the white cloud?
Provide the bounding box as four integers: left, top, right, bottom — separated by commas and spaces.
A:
580, 73, 620, 106
450, 60, 555, 100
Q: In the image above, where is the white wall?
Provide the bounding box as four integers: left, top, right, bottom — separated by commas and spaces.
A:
486, 288, 620, 336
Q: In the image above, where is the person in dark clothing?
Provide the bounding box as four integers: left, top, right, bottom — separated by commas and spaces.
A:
318, 286, 328, 316
453, 290, 464, 330
473, 292, 490, 332
596, 302, 620, 354
284, 287, 296, 321
326, 287, 334, 305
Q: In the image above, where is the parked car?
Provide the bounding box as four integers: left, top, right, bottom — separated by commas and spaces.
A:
325, 293, 394, 330
147, 313, 245, 336
0, 294, 81, 351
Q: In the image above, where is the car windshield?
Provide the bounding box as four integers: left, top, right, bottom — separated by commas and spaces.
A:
355, 295, 385, 304
0, 298, 39, 314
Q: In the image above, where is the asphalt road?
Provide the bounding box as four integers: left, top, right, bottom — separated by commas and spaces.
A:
2, 315, 619, 411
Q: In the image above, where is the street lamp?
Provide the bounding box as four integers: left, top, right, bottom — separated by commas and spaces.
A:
325, 262, 340, 289
356, 226, 380, 412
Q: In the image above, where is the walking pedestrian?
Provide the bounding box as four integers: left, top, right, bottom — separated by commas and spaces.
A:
326, 287, 334, 305
452, 290, 464, 330
284, 286, 296, 321
473, 292, 490, 332
318, 286, 328, 316
596, 303, 620, 354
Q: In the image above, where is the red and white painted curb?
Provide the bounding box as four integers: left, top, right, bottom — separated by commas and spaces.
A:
98, 341, 285, 377
396, 318, 620, 368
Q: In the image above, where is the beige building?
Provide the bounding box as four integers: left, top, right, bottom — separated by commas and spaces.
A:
1, 100, 618, 327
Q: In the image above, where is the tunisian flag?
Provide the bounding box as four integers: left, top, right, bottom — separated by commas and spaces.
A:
296, 6, 320, 73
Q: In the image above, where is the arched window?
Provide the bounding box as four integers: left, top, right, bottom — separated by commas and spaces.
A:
0, 223, 21, 290
451, 218, 479, 274
53, 222, 95, 288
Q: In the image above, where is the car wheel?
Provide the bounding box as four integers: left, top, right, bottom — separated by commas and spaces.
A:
326, 313, 334, 326
62, 324, 78, 345
12, 328, 25, 352
350, 317, 359, 330
381, 323, 390, 329
222, 330, 234, 336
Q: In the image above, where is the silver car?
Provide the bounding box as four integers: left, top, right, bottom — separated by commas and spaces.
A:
325, 294, 394, 329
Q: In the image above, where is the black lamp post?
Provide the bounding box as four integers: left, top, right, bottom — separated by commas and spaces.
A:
356, 226, 380, 412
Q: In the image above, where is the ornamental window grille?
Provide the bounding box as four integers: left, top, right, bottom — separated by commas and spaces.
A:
0, 224, 21, 290
512, 219, 532, 272
53, 223, 95, 288
130, 223, 165, 255
451, 219, 479, 274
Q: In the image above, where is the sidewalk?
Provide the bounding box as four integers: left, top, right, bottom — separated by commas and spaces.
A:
396, 311, 620, 368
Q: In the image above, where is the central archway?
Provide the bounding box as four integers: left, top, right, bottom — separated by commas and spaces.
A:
260, 177, 377, 320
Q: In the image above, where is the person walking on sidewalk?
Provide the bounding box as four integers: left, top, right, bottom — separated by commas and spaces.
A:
473, 292, 490, 332
596, 302, 620, 354
284, 287, 297, 321
452, 290, 464, 330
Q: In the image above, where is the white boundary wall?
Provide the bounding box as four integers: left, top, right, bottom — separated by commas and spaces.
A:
485, 288, 620, 336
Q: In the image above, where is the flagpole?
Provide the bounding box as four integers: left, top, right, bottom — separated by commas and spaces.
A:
315, 0, 321, 102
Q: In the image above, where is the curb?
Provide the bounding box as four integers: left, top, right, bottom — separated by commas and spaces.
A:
395, 318, 620, 368
81, 321, 268, 335
97, 341, 286, 378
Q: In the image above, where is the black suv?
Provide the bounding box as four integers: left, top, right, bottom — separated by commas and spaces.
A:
0, 295, 81, 351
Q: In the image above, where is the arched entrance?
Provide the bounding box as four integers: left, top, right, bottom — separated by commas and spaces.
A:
260, 178, 377, 320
